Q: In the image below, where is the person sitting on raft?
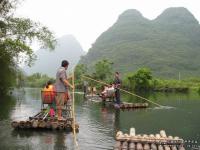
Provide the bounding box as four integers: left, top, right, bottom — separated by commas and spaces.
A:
100, 85, 115, 101
91, 86, 97, 96
42, 80, 56, 117
107, 84, 115, 97
42, 80, 56, 104
100, 85, 109, 101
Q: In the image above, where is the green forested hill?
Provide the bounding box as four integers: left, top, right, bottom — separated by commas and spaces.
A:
79, 7, 200, 78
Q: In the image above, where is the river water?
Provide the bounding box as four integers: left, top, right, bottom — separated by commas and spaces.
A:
0, 88, 200, 150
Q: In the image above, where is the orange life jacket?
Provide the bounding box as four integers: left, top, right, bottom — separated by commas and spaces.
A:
42, 85, 56, 104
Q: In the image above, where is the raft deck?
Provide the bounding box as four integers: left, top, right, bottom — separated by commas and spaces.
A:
115, 102, 149, 109
86, 95, 149, 109
114, 128, 185, 150
11, 103, 79, 131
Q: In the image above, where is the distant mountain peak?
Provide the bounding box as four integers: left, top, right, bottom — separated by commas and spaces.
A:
155, 7, 199, 24
119, 9, 143, 18
24, 34, 85, 77
117, 9, 148, 23
80, 7, 200, 78
58, 34, 76, 41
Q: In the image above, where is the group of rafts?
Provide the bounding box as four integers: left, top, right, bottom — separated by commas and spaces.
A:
83, 76, 186, 150
11, 76, 185, 149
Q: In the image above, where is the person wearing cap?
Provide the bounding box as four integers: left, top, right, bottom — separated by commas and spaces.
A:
55, 60, 74, 120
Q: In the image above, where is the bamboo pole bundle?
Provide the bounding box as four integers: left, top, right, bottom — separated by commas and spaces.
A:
115, 128, 185, 150
32, 119, 38, 128
122, 141, 128, 150
144, 143, 150, 150
151, 143, 157, 150
158, 145, 164, 150
129, 142, 136, 150
164, 145, 171, 150
11, 121, 19, 128
46, 120, 51, 129
25, 121, 32, 128
160, 130, 167, 138
143, 134, 148, 138
38, 120, 46, 128
149, 134, 155, 138
75, 123, 79, 130
136, 143, 143, 150
130, 128, 136, 136
29, 111, 42, 120
51, 122, 58, 130
120, 103, 149, 109
117, 135, 184, 145
178, 146, 185, 150
19, 121, 26, 128
114, 141, 121, 150
156, 134, 161, 139
64, 123, 71, 129
171, 146, 178, 150
58, 122, 65, 130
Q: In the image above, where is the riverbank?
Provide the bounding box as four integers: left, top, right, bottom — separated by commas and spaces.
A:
23, 71, 200, 94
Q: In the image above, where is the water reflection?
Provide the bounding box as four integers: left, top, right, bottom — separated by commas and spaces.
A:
0, 95, 16, 120
0, 88, 200, 149
114, 109, 120, 133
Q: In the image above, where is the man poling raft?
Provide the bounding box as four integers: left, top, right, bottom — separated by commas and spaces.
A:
11, 60, 79, 134
113, 72, 122, 108
82, 75, 164, 109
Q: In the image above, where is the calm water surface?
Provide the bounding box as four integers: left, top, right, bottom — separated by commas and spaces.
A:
0, 88, 200, 150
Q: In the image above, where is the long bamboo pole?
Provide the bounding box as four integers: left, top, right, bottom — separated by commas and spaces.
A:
72, 70, 79, 149
82, 75, 163, 107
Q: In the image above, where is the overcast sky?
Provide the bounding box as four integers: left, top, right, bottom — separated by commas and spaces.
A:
16, 0, 200, 51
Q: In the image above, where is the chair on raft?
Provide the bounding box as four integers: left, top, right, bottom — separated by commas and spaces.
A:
41, 91, 56, 109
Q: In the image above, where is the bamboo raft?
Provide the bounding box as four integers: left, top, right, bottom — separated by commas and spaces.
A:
11, 108, 79, 131
114, 128, 185, 150
115, 102, 149, 110
86, 94, 149, 110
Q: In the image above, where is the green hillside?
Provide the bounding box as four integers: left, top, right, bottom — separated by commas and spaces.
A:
79, 7, 200, 78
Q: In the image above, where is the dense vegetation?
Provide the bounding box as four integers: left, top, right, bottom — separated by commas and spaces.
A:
75, 59, 113, 89
80, 7, 200, 78
24, 73, 54, 88
76, 59, 200, 93
21, 59, 200, 94
0, 0, 55, 95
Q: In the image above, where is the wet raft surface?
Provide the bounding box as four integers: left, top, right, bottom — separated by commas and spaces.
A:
116, 102, 148, 110
86, 95, 149, 109
114, 128, 185, 150
11, 103, 79, 131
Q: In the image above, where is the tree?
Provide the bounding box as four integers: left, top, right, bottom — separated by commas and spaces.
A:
93, 59, 113, 81
0, 0, 56, 95
128, 68, 153, 90
74, 64, 87, 85
25, 73, 54, 87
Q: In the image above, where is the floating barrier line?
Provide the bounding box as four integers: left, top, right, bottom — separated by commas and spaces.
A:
72, 71, 79, 149
82, 75, 163, 107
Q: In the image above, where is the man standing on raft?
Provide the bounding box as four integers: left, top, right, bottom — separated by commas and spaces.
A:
114, 72, 122, 106
55, 60, 74, 120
